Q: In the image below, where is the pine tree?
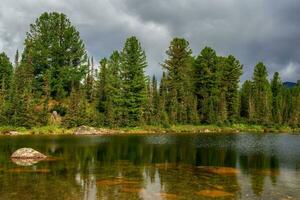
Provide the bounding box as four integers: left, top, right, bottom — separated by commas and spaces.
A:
222, 55, 243, 122
194, 47, 220, 124
158, 72, 169, 125
271, 72, 284, 124
120, 36, 147, 126
64, 87, 88, 127
8, 55, 36, 127
0, 52, 13, 91
252, 62, 272, 124
85, 57, 95, 102
162, 38, 195, 124
288, 85, 300, 127
240, 80, 255, 121
22, 12, 88, 98
96, 58, 109, 123
107, 51, 123, 126
151, 75, 159, 124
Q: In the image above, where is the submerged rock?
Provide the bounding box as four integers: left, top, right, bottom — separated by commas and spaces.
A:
11, 148, 47, 159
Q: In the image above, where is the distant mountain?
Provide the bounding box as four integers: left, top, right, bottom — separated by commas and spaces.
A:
283, 82, 297, 88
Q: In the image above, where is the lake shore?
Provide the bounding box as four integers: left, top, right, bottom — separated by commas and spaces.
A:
0, 124, 299, 136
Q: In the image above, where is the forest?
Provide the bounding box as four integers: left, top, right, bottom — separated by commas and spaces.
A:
0, 12, 299, 129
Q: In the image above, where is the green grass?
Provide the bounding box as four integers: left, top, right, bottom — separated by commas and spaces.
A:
0, 124, 299, 135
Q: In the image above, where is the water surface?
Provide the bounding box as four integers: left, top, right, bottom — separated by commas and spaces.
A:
0, 133, 299, 200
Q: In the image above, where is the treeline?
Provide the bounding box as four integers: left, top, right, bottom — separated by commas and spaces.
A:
0, 12, 299, 128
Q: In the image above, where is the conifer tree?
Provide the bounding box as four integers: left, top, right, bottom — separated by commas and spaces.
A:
8, 56, 36, 127
158, 72, 169, 125
64, 87, 88, 127
97, 58, 109, 120
194, 47, 220, 124
107, 51, 123, 126
85, 57, 95, 102
162, 38, 195, 124
151, 75, 159, 124
240, 80, 255, 121
22, 12, 88, 98
271, 72, 284, 124
120, 36, 147, 126
222, 55, 243, 122
252, 62, 272, 124
0, 52, 13, 91
288, 85, 300, 127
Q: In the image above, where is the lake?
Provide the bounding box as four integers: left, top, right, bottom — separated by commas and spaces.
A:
0, 133, 299, 200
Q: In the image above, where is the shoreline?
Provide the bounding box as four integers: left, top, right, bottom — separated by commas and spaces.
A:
0, 124, 299, 136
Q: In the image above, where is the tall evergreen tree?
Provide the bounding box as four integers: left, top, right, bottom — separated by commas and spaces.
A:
158, 72, 169, 125
271, 72, 284, 124
222, 55, 243, 122
240, 80, 255, 121
194, 47, 220, 124
8, 55, 36, 127
252, 62, 272, 124
106, 51, 123, 126
0, 52, 13, 91
97, 58, 109, 117
22, 12, 88, 98
162, 38, 195, 124
120, 36, 147, 126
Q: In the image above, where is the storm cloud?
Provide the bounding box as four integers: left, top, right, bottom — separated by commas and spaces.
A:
0, 0, 299, 82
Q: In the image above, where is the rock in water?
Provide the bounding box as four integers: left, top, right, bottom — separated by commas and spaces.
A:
74, 126, 98, 135
11, 148, 47, 159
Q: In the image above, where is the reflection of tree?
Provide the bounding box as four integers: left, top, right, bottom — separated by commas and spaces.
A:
196, 147, 237, 167
239, 153, 280, 196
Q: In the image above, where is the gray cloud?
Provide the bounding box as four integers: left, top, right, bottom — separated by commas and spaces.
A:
0, 0, 299, 82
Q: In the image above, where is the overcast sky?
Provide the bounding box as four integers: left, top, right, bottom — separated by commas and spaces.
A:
0, 0, 299, 82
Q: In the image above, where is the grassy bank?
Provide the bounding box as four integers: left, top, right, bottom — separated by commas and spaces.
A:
0, 124, 299, 135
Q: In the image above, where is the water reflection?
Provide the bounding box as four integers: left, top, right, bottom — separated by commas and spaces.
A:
0, 134, 299, 199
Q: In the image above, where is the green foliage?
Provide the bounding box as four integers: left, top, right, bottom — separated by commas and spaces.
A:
252, 62, 272, 124
271, 72, 284, 124
194, 47, 220, 123
0, 12, 298, 129
220, 55, 243, 122
22, 12, 88, 99
0, 52, 13, 91
162, 38, 196, 124
120, 36, 147, 126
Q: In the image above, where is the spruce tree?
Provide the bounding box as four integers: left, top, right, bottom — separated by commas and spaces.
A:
8, 57, 36, 127
222, 55, 243, 122
151, 75, 159, 124
252, 62, 272, 124
240, 80, 255, 121
158, 72, 169, 125
271, 72, 284, 124
107, 51, 123, 126
96, 58, 109, 120
194, 47, 220, 124
0, 52, 13, 91
120, 36, 147, 126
